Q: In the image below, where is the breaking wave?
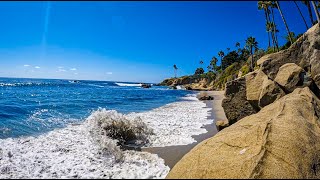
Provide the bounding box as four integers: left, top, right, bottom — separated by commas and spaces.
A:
0, 93, 212, 178
115, 82, 142, 87
0, 109, 169, 179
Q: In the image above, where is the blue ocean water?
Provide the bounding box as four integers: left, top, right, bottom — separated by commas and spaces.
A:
0, 77, 194, 139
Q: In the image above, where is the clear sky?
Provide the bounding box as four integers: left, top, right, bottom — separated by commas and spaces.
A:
0, 1, 313, 83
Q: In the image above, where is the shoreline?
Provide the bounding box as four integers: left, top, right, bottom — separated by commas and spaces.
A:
142, 91, 227, 169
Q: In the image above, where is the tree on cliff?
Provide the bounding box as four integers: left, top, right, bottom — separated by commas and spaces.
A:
245, 36, 258, 71
221, 50, 240, 69
275, 1, 293, 44
302, 1, 315, 25
235, 42, 241, 53
311, 1, 320, 26
194, 67, 204, 75
269, 1, 280, 51
173, 64, 178, 78
209, 56, 219, 73
294, 1, 309, 30
199, 59, 204, 69
258, 1, 272, 49
218, 51, 225, 70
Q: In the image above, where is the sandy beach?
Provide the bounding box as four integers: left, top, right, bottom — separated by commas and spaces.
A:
142, 91, 227, 169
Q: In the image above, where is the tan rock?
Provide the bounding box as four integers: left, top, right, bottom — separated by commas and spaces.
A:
215, 119, 229, 131
222, 77, 258, 125
237, 70, 243, 78
274, 63, 304, 93
245, 69, 268, 108
258, 24, 320, 89
167, 87, 320, 179
258, 79, 285, 108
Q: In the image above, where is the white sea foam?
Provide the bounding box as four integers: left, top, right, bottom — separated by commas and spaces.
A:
0, 93, 211, 178
127, 95, 212, 147
115, 82, 142, 87
0, 118, 169, 179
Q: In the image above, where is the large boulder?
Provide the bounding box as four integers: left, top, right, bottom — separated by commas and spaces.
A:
222, 77, 258, 125
274, 63, 304, 93
257, 24, 320, 90
258, 79, 285, 108
167, 87, 320, 179
245, 69, 268, 108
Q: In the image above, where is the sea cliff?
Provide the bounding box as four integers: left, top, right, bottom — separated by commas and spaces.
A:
167, 24, 320, 178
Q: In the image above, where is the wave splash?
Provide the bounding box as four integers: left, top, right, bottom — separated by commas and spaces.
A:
0, 109, 168, 179
86, 109, 154, 159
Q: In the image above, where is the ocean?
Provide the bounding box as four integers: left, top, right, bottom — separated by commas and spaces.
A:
0, 77, 212, 178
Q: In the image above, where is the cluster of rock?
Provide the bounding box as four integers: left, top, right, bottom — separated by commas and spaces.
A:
141, 83, 151, 88
197, 95, 214, 101
167, 24, 320, 178
159, 76, 213, 91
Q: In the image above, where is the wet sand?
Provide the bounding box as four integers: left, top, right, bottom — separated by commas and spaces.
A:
142, 91, 227, 169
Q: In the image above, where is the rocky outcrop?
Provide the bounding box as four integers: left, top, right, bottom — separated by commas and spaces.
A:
222, 77, 258, 125
274, 63, 304, 93
141, 84, 151, 88
160, 76, 213, 91
215, 119, 229, 131
257, 24, 320, 90
198, 96, 214, 100
245, 70, 268, 108
258, 79, 285, 108
167, 87, 320, 179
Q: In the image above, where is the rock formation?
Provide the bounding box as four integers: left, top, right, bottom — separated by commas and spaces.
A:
167, 87, 320, 179
167, 24, 320, 179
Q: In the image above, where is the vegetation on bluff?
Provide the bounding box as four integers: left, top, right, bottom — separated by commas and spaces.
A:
163, 1, 320, 91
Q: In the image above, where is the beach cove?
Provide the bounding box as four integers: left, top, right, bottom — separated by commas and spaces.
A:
0, 79, 222, 178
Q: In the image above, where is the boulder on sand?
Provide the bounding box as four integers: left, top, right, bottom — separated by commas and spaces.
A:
245, 69, 269, 108
215, 119, 229, 131
167, 87, 320, 179
198, 96, 214, 101
222, 77, 258, 125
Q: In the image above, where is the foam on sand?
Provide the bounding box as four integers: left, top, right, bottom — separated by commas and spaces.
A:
127, 94, 213, 147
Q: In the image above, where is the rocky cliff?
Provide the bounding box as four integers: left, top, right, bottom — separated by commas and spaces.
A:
160, 62, 244, 91
167, 24, 320, 178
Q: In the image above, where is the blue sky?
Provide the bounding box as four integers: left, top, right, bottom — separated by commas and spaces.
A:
0, 1, 313, 83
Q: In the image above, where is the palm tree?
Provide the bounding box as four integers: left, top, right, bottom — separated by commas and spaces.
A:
245, 37, 258, 71
266, 22, 275, 51
270, 1, 280, 50
235, 42, 240, 48
173, 64, 178, 78
311, 1, 320, 26
285, 32, 296, 43
199, 59, 204, 69
218, 51, 225, 70
235, 42, 241, 53
258, 1, 271, 48
275, 1, 293, 44
210, 56, 219, 72
294, 1, 309, 30
266, 21, 280, 51
302, 1, 315, 25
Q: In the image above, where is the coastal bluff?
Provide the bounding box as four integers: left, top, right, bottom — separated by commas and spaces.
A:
167, 24, 320, 178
